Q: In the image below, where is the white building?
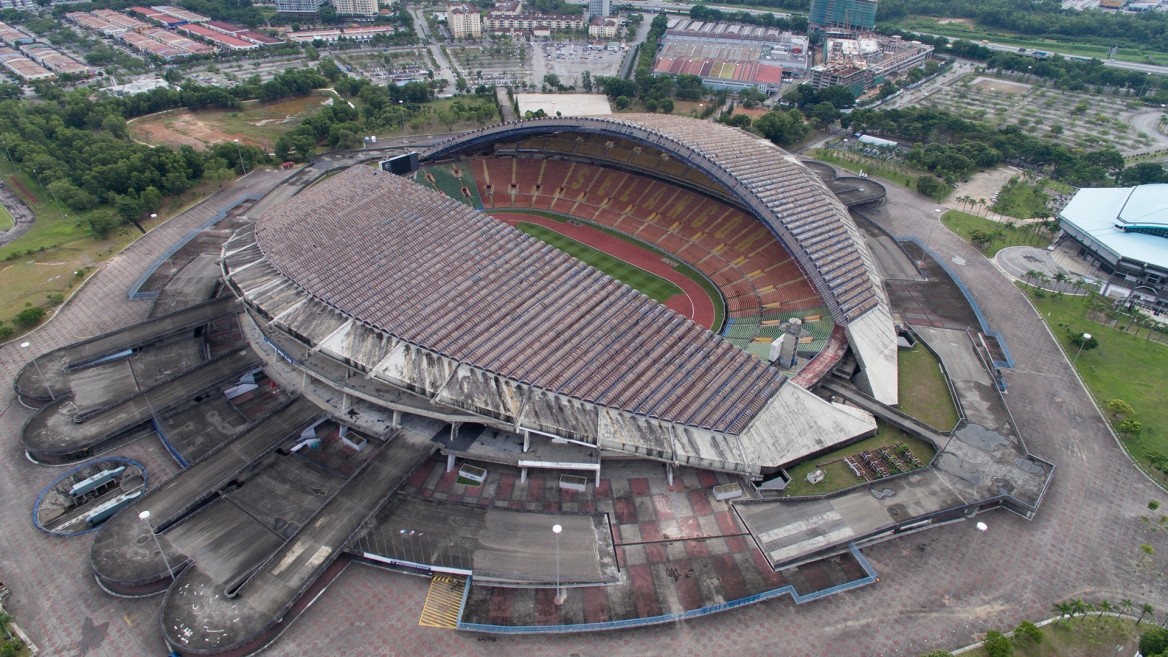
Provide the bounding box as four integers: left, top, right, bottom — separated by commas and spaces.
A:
485, 12, 583, 34
448, 3, 482, 38
588, 17, 618, 38
275, 0, 327, 14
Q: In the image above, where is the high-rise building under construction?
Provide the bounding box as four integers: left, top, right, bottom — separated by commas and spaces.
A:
808, 0, 876, 32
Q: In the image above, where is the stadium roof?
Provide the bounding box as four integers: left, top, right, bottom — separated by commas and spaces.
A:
425, 115, 898, 404
231, 147, 881, 474
1059, 184, 1168, 271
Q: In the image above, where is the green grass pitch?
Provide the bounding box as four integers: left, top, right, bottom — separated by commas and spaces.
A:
514, 222, 684, 303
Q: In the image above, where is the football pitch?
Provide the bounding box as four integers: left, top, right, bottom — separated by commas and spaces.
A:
514, 222, 684, 303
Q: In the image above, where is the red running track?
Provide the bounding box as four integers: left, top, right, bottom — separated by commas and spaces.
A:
492, 212, 718, 329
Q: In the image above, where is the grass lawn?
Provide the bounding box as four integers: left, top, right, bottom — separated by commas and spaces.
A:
959, 616, 1146, 657
498, 209, 727, 331
993, 179, 1051, 220
889, 15, 1168, 66
780, 420, 935, 497
942, 210, 1046, 256
514, 222, 684, 303
897, 343, 960, 431
0, 202, 13, 230
1027, 290, 1168, 485
808, 149, 941, 198
0, 157, 228, 337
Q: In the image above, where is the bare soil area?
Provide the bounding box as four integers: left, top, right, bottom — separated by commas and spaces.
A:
951, 165, 1020, 203
970, 77, 1032, 95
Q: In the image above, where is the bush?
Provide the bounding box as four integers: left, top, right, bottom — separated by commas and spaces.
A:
46, 292, 65, 306
1013, 620, 1042, 647
0, 324, 13, 339
916, 175, 949, 199
984, 630, 1013, 657
13, 306, 45, 328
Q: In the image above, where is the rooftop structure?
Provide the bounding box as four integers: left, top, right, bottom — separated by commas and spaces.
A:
808, 0, 877, 33
19, 43, 91, 75
91, 9, 150, 31
179, 23, 258, 50
0, 21, 35, 47
514, 92, 612, 116
484, 12, 582, 34
0, 46, 53, 81
285, 25, 396, 42
656, 18, 809, 90
150, 5, 210, 22
1059, 184, 1168, 302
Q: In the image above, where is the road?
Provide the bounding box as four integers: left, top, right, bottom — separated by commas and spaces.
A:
974, 40, 1168, 76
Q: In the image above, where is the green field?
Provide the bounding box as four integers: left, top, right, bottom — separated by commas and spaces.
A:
514, 222, 684, 303
959, 616, 1145, 657
992, 179, 1052, 220
941, 210, 1047, 256
808, 149, 935, 197
889, 16, 1168, 66
1028, 291, 1168, 485
0, 202, 13, 231
897, 343, 961, 431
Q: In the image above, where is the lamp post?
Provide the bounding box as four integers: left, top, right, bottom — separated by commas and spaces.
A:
233, 139, 247, 175
552, 523, 563, 605
139, 510, 176, 583
1073, 332, 1092, 364
19, 341, 54, 402
946, 520, 987, 604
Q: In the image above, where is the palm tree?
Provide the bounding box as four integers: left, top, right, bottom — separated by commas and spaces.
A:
1078, 600, 1094, 621
1053, 271, 1070, 295
1053, 600, 1073, 626
1121, 598, 1136, 618
1139, 603, 1155, 625
1099, 599, 1113, 618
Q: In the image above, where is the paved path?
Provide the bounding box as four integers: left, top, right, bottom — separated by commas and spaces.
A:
3, 163, 1168, 657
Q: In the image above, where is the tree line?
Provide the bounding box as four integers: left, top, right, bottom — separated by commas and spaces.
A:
880, 0, 1168, 56
687, 5, 808, 33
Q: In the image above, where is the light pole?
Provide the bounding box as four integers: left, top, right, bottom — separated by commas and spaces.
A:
1073, 332, 1092, 364
552, 523, 563, 605
139, 510, 176, 583
19, 341, 54, 402
233, 139, 247, 175
946, 520, 987, 604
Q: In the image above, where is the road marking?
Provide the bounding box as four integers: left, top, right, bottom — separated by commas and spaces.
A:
418, 574, 466, 629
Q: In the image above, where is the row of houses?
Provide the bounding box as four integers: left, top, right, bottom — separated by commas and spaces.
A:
285, 25, 398, 43
0, 20, 93, 82
66, 8, 283, 59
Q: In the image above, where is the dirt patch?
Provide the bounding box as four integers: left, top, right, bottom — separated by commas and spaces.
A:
131, 110, 240, 150
970, 76, 1032, 95
936, 17, 975, 28
950, 166, 1020, 203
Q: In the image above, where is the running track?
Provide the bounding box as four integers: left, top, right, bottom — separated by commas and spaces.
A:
492, 212, 718, 329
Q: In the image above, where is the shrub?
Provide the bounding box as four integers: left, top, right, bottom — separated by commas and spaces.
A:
13, 306, 45, 328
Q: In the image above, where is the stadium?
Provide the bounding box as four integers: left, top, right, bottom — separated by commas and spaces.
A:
226, 114, 899, 479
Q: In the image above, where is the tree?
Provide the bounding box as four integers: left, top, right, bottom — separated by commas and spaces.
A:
969, 229, 994, 251
1106, 399, 1135, 420
1118, 419, 1143, 439
614, 95, 631, 110
1012, 620, 1042, 648
753, 109, 810, 147
581, 70, 592, 93
1139, 543, 1155, 566
13, 306, 45, 328
659, 98, 674, 114
1053, 600, 1073, 626
1099, 599, 1113, 618
1139, 603, 1156, 625
983, 630, 1012, 657
916, 175, 948, 200
1141, 627, 1168, 655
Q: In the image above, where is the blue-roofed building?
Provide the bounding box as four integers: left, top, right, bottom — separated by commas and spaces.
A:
1058, 184, 1168, 304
